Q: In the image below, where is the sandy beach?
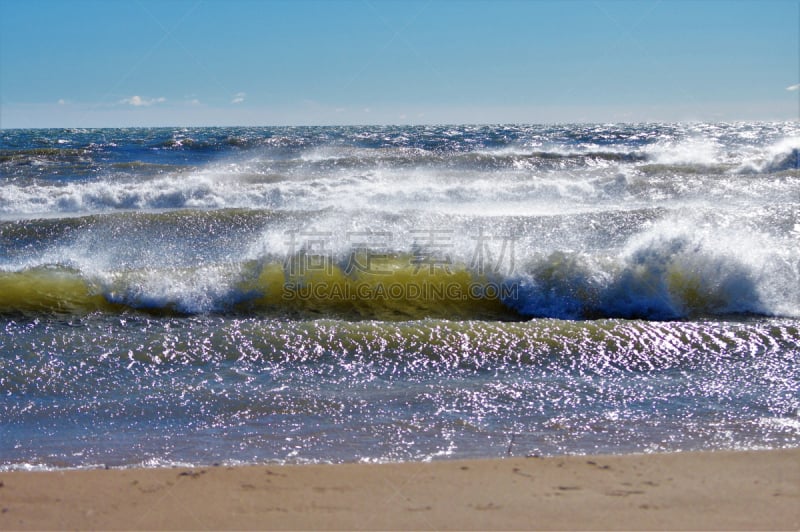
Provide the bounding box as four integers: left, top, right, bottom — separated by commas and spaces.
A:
0, 448, 797, 530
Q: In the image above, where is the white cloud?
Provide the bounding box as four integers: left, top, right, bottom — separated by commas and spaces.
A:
120, 95, 166, 107
786, 84, 800, 91
57, 98, 67, 105
189, 99, 201, 106
231, 92, 246, 104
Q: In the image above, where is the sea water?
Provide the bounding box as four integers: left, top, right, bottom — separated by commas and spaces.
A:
1, 123, 798, 469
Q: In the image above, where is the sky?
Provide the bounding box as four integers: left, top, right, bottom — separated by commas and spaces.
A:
0, 0, 798, 128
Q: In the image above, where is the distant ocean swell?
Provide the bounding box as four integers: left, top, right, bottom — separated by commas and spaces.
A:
2, 127, 799, 216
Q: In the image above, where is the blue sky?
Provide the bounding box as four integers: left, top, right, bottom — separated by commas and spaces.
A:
1, 0, 797, 127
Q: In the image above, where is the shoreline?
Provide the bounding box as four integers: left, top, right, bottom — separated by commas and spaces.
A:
1, 448, 798, 530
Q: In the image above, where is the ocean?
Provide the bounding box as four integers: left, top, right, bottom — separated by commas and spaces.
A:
1, 123, 798, 469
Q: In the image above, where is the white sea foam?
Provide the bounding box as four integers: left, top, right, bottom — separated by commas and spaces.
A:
503, 212, 800, 319
737, 136, 800, 173
646, 135, 726, 166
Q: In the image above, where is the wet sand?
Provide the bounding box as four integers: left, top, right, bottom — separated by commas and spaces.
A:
0, 448, 798, 530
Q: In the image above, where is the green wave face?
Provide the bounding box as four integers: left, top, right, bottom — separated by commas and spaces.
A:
0, 259, 520, 320
0, 267, 118, 315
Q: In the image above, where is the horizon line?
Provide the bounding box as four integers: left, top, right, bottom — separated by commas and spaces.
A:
2, 119, 797, 131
